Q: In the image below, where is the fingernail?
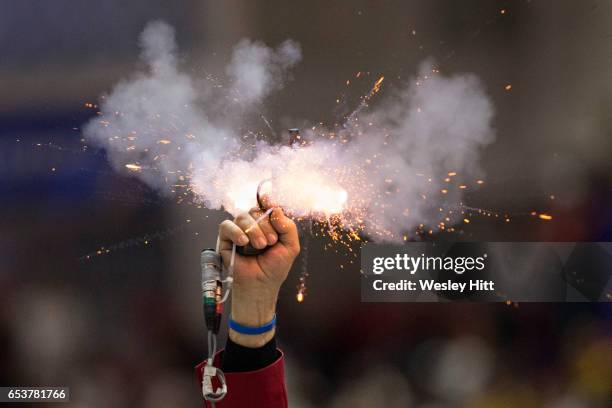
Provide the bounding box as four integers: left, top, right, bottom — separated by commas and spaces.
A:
238, 235, 249, 245
267, 233, 277, 244
256, 237, 267, 248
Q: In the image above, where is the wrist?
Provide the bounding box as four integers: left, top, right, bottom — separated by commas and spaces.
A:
229, 326, 276, 348
229, 286, 278, 348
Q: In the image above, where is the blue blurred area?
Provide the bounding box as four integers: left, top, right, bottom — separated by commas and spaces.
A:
0, 111, 105, 203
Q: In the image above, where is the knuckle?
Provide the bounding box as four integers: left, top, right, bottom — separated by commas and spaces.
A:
248, 226, 263, 237
235, 213, 250, 223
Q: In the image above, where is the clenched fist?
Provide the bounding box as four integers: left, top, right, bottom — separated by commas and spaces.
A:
218, 207, 300, 347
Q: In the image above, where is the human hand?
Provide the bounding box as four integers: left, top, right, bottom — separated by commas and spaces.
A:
218, 207, 300, 347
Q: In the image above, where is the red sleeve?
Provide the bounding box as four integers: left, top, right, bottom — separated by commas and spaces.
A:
195, 349, 288, 408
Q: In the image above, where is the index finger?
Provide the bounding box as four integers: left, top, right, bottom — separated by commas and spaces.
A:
218, 219, 249, 250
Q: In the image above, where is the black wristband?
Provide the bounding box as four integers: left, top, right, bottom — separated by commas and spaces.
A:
221, 336, 280, 373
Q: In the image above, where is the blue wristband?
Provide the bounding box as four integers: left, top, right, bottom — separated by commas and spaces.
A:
228, 314, 277, 335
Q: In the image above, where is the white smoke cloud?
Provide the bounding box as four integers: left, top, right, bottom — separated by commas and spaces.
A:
227, 39, 301, 104
83, 21, 235, 190
83, 21, 300, 191
339, 63, 495, 237
84, 21, 494, 241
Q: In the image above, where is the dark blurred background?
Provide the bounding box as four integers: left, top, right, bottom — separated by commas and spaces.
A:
1, 1, 611, 407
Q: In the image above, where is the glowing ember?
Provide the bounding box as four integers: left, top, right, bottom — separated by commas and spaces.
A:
372, 76, 384, 93
125, 163, 142, 172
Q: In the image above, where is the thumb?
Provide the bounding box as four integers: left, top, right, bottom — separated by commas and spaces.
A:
270, 208, 300, 255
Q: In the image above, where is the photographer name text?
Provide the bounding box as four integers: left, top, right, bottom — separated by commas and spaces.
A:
372, 279, 494, 292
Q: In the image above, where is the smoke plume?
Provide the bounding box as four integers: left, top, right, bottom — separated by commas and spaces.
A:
227, 38, 301, 104
84, 21, 494, 241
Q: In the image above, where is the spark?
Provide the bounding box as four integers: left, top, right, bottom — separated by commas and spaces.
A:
538, 214, 553, 221
372, 76, 384, 93
125, 163, 142, 172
